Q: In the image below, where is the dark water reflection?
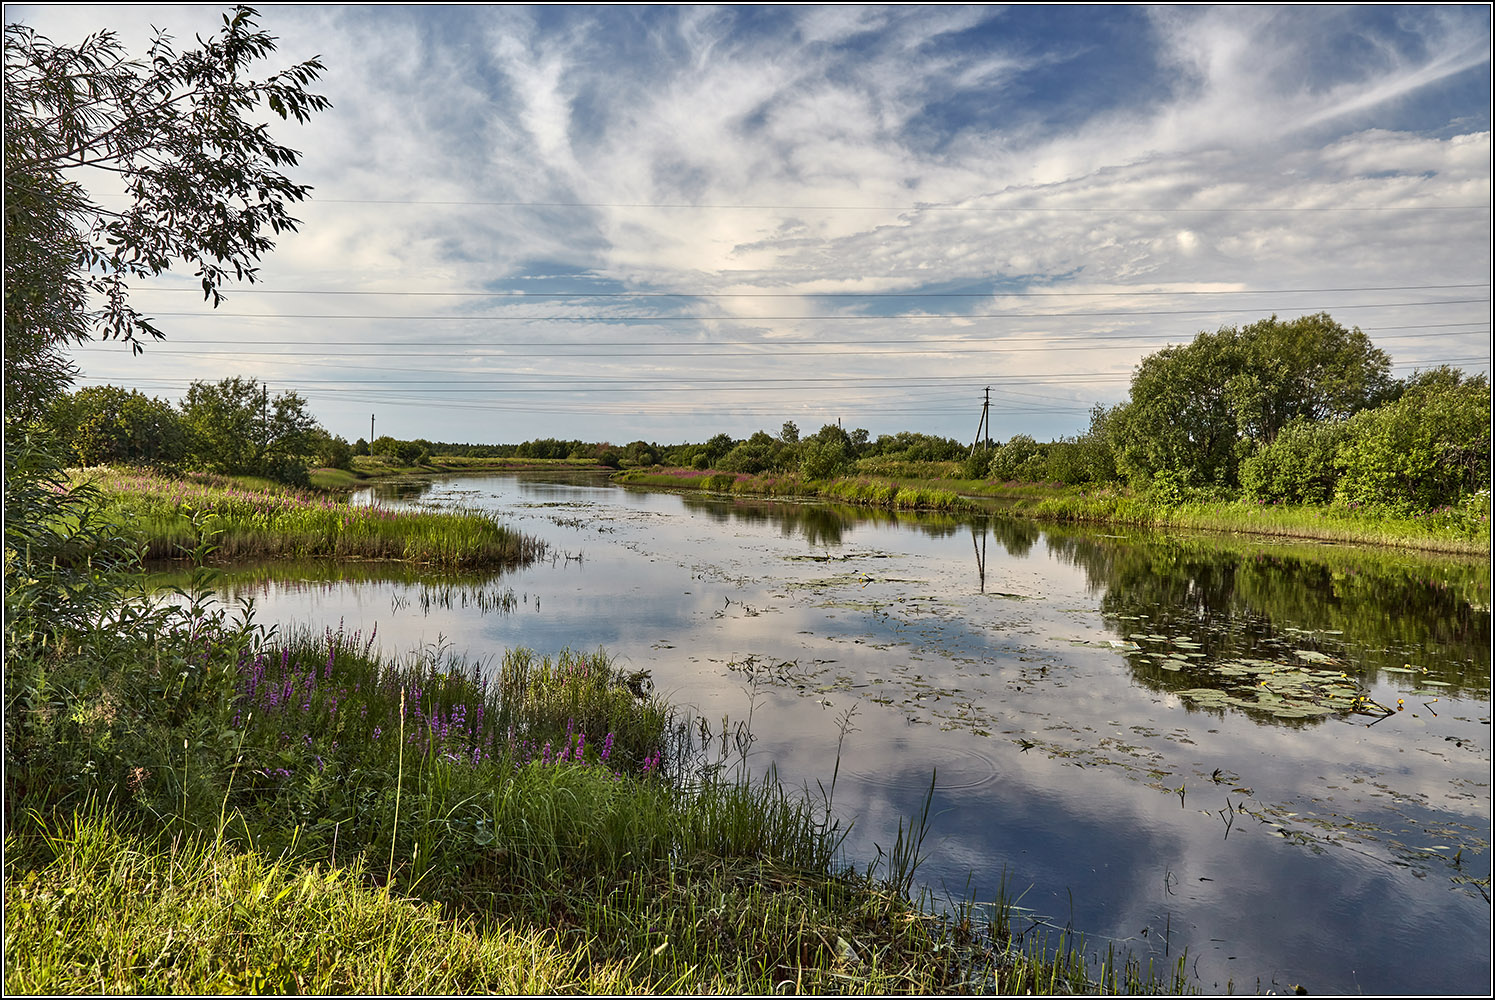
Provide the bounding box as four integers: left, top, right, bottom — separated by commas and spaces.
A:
171, 473, 1489, 994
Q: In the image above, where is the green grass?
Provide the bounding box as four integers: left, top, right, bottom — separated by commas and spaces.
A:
1019, 487, 1490, 555
73, 467, 546, 568
612, 468, 975, 512
4, 809, 637, 995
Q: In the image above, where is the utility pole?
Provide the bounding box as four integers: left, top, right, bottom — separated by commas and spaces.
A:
968, 386, 991, 458
370, 413, 375, 444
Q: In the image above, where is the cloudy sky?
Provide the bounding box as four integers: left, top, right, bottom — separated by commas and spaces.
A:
12, 4, 1492, 446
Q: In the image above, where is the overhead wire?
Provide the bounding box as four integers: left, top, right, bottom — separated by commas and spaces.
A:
125, 281, 1489, 298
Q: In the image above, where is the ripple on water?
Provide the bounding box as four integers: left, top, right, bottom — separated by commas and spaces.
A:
843, 740, 1003, 794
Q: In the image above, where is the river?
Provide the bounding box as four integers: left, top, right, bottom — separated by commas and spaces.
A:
164, 471, 1491, 995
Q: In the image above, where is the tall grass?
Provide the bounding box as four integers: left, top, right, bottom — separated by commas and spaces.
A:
1025, 488, 1490, 554
613, 468, 974, 512
75, 467, 545, 567
4, 807, 637, 995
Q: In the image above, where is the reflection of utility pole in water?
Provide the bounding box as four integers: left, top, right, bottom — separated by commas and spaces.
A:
971, 520, 987, 594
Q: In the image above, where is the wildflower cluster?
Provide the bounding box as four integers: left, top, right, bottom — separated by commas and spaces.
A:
508, 720, 626, 780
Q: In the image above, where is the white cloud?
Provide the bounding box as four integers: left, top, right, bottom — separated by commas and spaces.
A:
12, 4, 1488, 443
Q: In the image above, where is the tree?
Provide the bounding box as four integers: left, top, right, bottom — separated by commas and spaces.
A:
1334, 367, 1489, 511
1111, 314, 1391, 487
3, 8, 330, 422
987, 434, 1046, 482
1239, 416, 1351, 505
307, 428, 353, 470
51, 385, 186, 467
181, 377, 318, 482
719, 431, 779, 474
799, 424, 853, 479
1224, 314, 1393, 443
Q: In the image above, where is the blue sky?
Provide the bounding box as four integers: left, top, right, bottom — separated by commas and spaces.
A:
12, 4, 1492, 446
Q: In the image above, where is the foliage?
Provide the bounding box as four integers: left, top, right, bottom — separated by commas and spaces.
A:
987, 434, 1047, 482
2, 7, 329, 422
513, 437, 586, 461
866, 430, 964, 462
306, 428, 353, 470
3, 433, 143, 651
1046, 404, 1120, 486
1334, 367, 1490, 512
798, 423, 855, 479
1111, 314, 1391, 487
622, 440, 660, 467
1239, 416, 1350, 505
49, 385, 187, 467
718, 431, 783, 474
181, 377, 319, 483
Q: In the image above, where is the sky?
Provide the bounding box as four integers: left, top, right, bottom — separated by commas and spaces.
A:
10, 4, 1492, 447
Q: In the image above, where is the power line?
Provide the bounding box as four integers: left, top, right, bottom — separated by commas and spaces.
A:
126, 282, 1490, 299
69, 326, 1488, 361
72, 354, 1485, 394
118, 297, 1489, 322
70, 322, 1488, 353
304, 197, 1491, 213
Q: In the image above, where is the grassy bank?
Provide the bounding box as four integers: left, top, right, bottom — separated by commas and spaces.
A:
1015, 487, 1490, 556
309, 455, 608, 490
74, 467, 545, 568
613, 468, 974, 512
3, 572, 1188, 994
613, 461, 1489, 555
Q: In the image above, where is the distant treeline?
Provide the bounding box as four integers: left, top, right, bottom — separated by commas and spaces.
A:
39, 314, 1489, 515
429, 426, 968, 476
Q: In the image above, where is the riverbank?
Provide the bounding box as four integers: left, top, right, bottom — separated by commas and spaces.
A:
311, 455, 608, 490
610, 465, 1490, 556
2, 582, 1185, 993
613, 468, 974, 512
73, 467, 546, 568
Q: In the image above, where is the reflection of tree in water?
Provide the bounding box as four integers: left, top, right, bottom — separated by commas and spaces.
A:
985, 515, 1041, 558
362, 479, 437, 502
1045, 529, 1489, 699
676, 495, 964, 547
151, 559, 509, 593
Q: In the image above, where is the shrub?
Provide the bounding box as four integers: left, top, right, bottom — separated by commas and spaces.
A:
1335, 368, 1490, 511
1240, 417, 1349, 505
987, 435, 1046, 482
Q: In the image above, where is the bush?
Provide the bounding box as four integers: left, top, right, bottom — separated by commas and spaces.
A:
1334, 368, 1489, 512
1239, 417, 1347, 505
987, 435, 1046, 482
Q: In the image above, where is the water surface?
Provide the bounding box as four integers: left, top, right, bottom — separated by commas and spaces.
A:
169, 472, 1491, 995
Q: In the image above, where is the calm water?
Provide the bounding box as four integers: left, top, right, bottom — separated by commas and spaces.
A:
173, 472, 1491, 994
